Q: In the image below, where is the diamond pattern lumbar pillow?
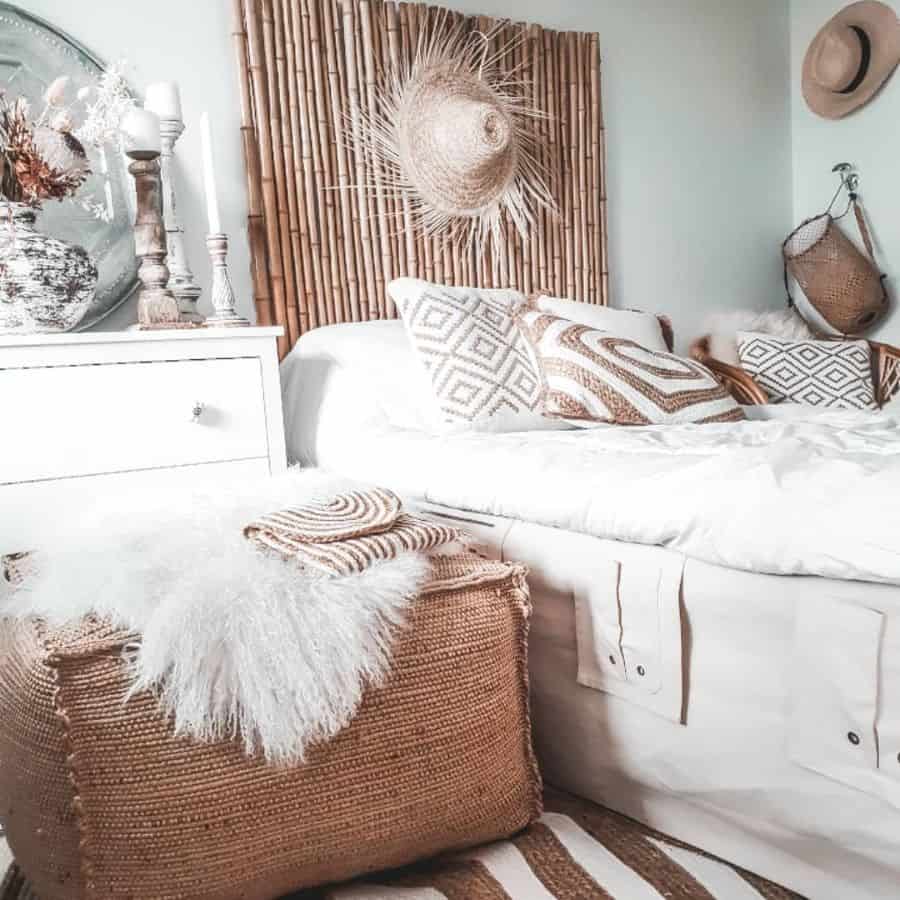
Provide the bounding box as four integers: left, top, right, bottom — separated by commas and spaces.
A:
389, 278, 546, 429
517, 309, 744, 425
737, 332, 877, 410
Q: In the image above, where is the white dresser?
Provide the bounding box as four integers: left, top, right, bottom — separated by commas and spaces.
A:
0, 327, 287, 555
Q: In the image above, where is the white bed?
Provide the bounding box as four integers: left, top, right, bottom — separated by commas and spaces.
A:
282, 320, 900, 900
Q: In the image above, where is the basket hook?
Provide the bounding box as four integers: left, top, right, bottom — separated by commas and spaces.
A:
828, 162, 860, 216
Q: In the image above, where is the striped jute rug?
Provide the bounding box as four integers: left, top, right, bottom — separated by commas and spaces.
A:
1, 787, 801, 899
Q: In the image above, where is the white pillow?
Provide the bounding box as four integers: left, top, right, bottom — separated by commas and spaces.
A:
531, 294, 670, 351
389, 278, 557, 432
704, 309, 815, 365
282, 320, 436, 433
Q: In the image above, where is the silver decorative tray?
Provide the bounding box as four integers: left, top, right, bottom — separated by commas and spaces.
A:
0, 2, 139, 330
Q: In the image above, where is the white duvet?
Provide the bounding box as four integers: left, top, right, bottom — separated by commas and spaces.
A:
283, 322, 900, 586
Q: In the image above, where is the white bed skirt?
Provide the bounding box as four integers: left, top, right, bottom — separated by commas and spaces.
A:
415, 501, 900, 900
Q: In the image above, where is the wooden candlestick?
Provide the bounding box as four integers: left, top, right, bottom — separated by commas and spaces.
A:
127, 150, 180, 327
158, 119, 203, 323
205, 232, 249, 326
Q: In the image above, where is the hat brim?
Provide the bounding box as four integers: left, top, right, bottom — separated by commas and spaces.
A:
802, 0, 900, 119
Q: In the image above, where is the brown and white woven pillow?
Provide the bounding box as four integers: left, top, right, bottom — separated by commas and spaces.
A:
737, 332, 877, 410
389, 278, 547, 430
517, 310, 744, 425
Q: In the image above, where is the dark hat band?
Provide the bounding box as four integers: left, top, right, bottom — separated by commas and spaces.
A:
838, 26, 872, 94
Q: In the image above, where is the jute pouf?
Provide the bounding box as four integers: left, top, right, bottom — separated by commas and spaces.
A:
0, 556, 541, 900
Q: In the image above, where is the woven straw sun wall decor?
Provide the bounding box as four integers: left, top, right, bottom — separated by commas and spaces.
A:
233, 0, 607, 357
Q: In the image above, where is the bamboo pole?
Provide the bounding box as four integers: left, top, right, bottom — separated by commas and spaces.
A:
360, 0, 393, 315
343, 0, 376, 319
233, 0, 274, 328
399, 2, 424, 282
336, 0, 367, 321
528, 23, 541, 294
269, 0, 302, 343
575, 32, 586, 302
261, 0, 296, 338
386, 4, 416, 284
291, 0, 323, 328
567, 33, 576, 298
373, 2, 401, 308
281, 0, 315, 332
295, 0, 330, 327
585, 33, 597, 305
512, 21, 526, 294
544, 29, 559, 296
499, 20, 514, 291
321, 0, 358, 321
307, 0, 345, 323
593, 34, 608, 306
245, 0, 289, 357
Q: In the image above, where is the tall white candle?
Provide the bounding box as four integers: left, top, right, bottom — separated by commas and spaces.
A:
199, 112, 222, 234
120, 107, 161, 154
144, 81, 182, 121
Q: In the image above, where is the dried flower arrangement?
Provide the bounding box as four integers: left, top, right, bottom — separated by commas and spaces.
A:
0, 67, 133, 220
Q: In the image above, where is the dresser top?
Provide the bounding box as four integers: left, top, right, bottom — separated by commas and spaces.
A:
0, 325, 284, 349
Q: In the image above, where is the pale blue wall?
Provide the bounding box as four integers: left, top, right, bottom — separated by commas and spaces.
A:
791, 0, 900, 345
15, 0, 794, 347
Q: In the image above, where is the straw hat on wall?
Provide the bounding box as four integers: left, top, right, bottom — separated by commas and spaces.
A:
355, 19, 556, 256
803, 1, 900, 118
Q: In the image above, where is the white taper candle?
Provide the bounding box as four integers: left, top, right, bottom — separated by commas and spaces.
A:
199, 112, 222, 234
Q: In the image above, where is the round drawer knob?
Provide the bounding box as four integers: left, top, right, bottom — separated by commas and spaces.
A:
191, 401, 205, 424
848, 731, 861, 746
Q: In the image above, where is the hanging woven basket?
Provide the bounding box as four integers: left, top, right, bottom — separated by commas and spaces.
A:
782, 210, 888, 336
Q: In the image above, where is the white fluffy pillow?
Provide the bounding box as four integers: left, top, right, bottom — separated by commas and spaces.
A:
281, 320, 438, 435
531, 294, 670, 351
704, 309, 815, 365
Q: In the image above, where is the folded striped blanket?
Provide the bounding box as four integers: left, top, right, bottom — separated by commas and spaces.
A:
244, 488, 459, 576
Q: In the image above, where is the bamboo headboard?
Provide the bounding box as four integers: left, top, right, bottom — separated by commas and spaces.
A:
233, 0, 607, 357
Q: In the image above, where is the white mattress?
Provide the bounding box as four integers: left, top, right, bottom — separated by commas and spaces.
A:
282, 321, 900, 587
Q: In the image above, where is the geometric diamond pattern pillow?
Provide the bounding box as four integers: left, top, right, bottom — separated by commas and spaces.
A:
737, 332, 877, 410
388, 278, 543, 428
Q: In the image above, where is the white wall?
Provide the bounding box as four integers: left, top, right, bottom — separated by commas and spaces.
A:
791, 0, 900, 345
17, 0, 793, 346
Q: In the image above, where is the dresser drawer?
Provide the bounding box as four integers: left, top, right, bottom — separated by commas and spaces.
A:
1, 357, 269, 484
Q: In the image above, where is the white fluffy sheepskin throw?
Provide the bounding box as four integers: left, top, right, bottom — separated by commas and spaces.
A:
704, 308, 816, 365
0, 470, 430, 765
